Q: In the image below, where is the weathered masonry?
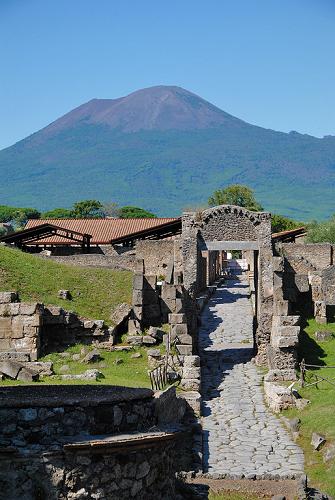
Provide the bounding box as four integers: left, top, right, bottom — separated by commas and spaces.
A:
181, 205, 274, 364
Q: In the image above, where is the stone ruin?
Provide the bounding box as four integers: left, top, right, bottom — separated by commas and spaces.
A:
2, 204, 335, 497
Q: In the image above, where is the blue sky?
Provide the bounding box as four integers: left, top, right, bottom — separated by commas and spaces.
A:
0, 0, 334, 149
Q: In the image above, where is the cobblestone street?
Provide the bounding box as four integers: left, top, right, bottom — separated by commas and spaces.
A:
199, 277, 304, 478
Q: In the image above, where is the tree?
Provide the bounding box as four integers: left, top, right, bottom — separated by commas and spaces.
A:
0, 205, 17, 223
102, 202, 120, 218
271, 214, 303, 233
13, 207, 41, 229
119, 206, 156, 219
42, 208, 73, 219
306, 215, 335, 244
208, 184, 263, 211
72, 200, 103, 218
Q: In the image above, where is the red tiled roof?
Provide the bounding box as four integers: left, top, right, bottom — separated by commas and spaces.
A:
25, 218, 179, 245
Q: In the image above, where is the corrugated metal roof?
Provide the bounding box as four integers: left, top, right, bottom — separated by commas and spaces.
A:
25, 218, 179, 245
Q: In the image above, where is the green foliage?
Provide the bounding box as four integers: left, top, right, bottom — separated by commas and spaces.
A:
0, 205, 17, 223
283, 318, 335, 496
306, 215, 335, 244
119, 206, 156, 218
0, 245, 132, 324
0, 205, 40, 228
12, 207, 40, 229
42, 207, 73, 218
271, 213, 303, 233
208, 184, 263, 211
72, 199, 103, 218
102, 202, 120, 218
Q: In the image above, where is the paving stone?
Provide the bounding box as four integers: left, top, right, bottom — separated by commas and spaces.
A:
200, 278, 304, 478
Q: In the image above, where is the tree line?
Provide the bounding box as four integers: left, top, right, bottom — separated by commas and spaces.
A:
0, 185, 334, 243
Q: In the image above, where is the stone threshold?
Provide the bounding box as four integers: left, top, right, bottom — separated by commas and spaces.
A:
63, 429, 184, 454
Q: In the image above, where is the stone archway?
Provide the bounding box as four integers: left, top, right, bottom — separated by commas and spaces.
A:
181, 205, 274, 364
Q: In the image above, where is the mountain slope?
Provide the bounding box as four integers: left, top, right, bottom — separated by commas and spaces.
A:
1, 86, 334, 219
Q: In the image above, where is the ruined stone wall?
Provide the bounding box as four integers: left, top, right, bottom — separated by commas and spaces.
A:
47, 252, 137, 271
182, 205, 273, 365
282, 243, 333, 270
0, 293, 42, 361
41, 306, 114, 354
0, 386, 155, 448
135, 239, 175, 277
0, 386, 182, 500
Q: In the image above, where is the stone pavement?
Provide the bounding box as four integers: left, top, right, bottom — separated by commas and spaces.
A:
199, 277, 304, 478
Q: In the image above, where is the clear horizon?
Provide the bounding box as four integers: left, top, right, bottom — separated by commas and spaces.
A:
1, 0, 334, 150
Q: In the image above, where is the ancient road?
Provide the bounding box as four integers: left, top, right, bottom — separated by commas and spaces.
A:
199, 277, 304, 478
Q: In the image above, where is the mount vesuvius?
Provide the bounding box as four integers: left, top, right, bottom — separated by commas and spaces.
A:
1, 85, 334, 219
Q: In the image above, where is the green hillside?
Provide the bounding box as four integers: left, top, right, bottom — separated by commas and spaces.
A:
0, 246, 132, 323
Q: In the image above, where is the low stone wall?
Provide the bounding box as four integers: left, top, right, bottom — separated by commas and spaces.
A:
0, 386, 155, 449
0, 292, 42, 361
0, 385, 185, 500
41, 306, 114, 354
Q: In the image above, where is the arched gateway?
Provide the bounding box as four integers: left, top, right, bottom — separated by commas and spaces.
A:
181, 204, 274, 364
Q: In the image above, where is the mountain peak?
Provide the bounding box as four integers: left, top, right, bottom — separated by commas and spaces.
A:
43, 85, 242, 135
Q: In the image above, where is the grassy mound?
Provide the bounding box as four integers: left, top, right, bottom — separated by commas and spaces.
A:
0, 245, 132, 323
1, 344, 151, 388
284, 318, 335, 496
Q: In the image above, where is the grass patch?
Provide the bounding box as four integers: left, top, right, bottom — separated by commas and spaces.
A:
209, 493, 263, 500
283, 318, 335, 496
0, 344, 151, 388
0, 246, 132, 323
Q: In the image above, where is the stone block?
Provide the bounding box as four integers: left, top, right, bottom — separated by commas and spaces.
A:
176, 344, 192, 356
168, 313, 186, 324
0, 339, 11, 349
182, 366, 200, 379
147, 349, 161, 358
0, 292, 18, 304
23, 314, 41, 328
315, 331, 333, 341
183, 355, 200, 367
8, 303, 21, 315
314, 300, 326, 318
0, 352, 30, 362
83, 320, 95, 329
11, 317, 25, 338
264, 369, 297, 382
132, 306, 143, 321
0, 318, 12, 338
315, 316, 327, 324
272, 315, 300, 327
264, 381, 296, 412
273, 300, 290, 316
133, 273, 144, 290
128, 318, 141, 335
135, 259, 144, 273
0, 360, 22, 379
294, 274, 310, 293
126, 335, 143, 346
180, 378, 200, 391
272, 257, 284, 273
142, 336, 157, 345
161, 285, 177, 300
132, 290, 143, 306
25, 361, 53, 376
176, 334, 192, 345
175, 298, 183, 313
170, 323, 188, 341
17, 366, 39, 382
144, 275, 156, 290
19, 303, 40, 315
